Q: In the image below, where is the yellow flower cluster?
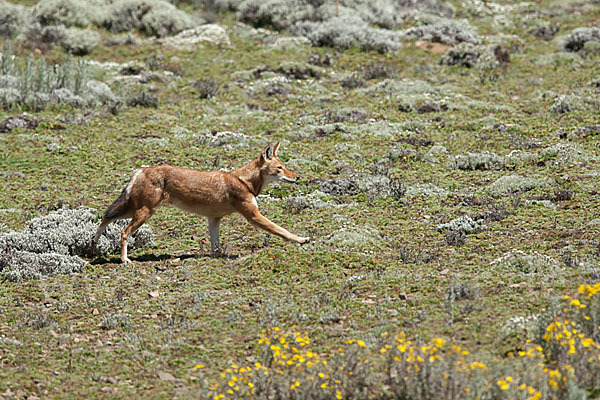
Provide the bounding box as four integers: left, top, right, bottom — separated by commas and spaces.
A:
204, 284, 600, 399
577, 282, 600, 299
385, 333, 474, 374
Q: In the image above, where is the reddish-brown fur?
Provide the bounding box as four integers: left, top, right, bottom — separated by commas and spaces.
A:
93, 143, 309, 263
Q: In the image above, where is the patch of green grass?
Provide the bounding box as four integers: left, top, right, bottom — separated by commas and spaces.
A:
1, 0, 600, 397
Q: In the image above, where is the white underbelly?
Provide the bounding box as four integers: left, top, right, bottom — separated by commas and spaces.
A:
166, 198, 234, 218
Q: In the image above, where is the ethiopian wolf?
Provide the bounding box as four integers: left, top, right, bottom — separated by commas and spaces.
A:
93, 143, 310, 263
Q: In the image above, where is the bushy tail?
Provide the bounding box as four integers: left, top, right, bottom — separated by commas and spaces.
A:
94, 170, 141, 246
104, 168, 142, 219
104, 187, 131, 219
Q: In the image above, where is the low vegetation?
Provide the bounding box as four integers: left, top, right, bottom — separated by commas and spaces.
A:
0, 0, 599, 398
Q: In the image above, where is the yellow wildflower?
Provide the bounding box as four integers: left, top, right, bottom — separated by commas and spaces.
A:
497, 379, 509, 390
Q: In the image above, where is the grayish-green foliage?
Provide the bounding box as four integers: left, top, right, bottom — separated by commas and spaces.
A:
323, 226, 381, 248
0, 50, 116, 110
4, 0, 196, 46
236, 0, 456, 53
0, 208, 155, 282
486, 175, 554, 197
437, 216, 486, 236
293, 16, 404, 53
104, 0, 195, 37
492, 250, 558, 275
399, 20, 480, 45
0, 0, 31, 38
32, 0, 105, 27
238, 0, 313, 31
60, 28, 100, 55
0, 251, 87, 282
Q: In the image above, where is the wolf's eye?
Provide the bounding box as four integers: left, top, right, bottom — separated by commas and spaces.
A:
277, 166, 283, 170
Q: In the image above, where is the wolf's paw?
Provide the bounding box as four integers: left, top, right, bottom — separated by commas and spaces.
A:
298, 236, 311, 244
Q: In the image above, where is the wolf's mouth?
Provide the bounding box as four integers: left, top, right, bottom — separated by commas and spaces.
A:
281, 176, 298, 183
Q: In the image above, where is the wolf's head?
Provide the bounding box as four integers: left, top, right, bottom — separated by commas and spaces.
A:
259, 142, 298, 184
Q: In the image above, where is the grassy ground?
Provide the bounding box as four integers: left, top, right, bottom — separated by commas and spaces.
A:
1, 0, 600, 398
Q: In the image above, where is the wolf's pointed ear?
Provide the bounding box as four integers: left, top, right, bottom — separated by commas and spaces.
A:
273, 142, 281, 157
261, 143, 275, 162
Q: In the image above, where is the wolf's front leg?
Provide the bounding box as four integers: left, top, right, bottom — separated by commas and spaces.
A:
237, 201, 310, 244
207, 217, 222, 254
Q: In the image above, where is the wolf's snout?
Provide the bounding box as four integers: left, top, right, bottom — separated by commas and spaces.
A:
282, 175, 299, 183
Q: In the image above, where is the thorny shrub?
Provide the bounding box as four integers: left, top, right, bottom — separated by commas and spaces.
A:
200, 284, 600, 399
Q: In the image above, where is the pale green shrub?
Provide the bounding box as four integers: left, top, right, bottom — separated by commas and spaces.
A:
61, 27, 100, 55
400, 19, 480, 45
32, 0, 105, 27
104, 0, 194, 37
0, 0, 31, 37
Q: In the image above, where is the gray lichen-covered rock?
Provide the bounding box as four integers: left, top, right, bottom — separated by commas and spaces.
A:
563, 26, 600, 52
159, 24, 231, 49
85, 80, 117, 105
440, 43, 485, 67
320, 177, 360, 196
453, 151, 505, 170
0, 207, 155, 281
486, 175, 553, 197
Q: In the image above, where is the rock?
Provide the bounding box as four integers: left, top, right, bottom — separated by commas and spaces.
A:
46, 142, 61, 152
453, 152, 505, 171
159, 24, 230, 50
0, 114, 40, 132
85, 80, 117, 104
563, 26, 600, 52
529, 23, 559, 40
320, 178, 359, 196
158, 371, 176, 381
